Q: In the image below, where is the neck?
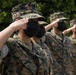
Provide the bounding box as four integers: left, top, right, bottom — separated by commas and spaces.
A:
71, 32, 76, 39
52, 28, 62, 35
18, 30, 31, 44
32, 36, 40, 43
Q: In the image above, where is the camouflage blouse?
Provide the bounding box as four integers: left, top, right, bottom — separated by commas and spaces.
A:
44, 30, 74, 75
69, 36, 76, 49
69, 36, 76, 75
0, 37, 52, 75
35, 39, 53, 75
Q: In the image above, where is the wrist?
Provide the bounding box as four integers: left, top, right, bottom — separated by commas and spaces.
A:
9, 24, 16, 32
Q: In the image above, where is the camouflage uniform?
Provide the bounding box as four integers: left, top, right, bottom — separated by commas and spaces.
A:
69, 36, 76, 75
12, 2, 44, 21
69, 36, 76, 51
0, 36, 52, 75
44, 12, 73, 75
50, 12, 67, 22
34, 38, 53, 74
69, 37, 76, 75
0, 2, 52, 75
44, 31, 73, 75
69, 19, 76, 75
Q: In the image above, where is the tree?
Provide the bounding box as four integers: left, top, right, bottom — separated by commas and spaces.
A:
0, 0, 76, 30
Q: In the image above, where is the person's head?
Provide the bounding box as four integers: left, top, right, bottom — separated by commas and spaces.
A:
50, 12, 67, 32
35, 21, 48, 38
12, 2, 44, 38
70, 19, 76, 33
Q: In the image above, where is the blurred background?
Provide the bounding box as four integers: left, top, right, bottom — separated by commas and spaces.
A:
0, 0, 76, 30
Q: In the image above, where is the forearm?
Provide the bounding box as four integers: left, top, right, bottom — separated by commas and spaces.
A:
0, 18, 28, 49
45, 19, 59, 32
45, 24, 53, 32
0, 25, 15, 49
63, 27, 73, 34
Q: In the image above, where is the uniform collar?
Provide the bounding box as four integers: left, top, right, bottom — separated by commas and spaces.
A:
50, 30, 64, 40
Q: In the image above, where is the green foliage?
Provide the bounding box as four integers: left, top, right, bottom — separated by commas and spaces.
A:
0, 0, 76, 30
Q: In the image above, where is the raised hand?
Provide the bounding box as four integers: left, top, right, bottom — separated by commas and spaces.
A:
10, 18, 29, 31
72, 25, 76, 30
0, 18, 29, 48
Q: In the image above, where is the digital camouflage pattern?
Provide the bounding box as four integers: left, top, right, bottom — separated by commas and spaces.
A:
0, 36, 52, 75
50, 12, 67, 22
20, 13, 44, 19
0, 2, 50, 75
44, 30, 74, 75
69, 36, 76, 75
69, 19, 76, 75
70, 19, 76, 27
12, 2, 44, 20
69, 36, 76, 49
33, 39, 53, 74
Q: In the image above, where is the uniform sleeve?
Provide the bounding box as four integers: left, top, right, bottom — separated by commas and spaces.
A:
0, 44, 9, 59
41, 36, 46, 43
67, 37, 75, 57
44, 32, 52, 48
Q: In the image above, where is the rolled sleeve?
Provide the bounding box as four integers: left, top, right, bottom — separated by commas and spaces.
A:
0, 44, 9, 59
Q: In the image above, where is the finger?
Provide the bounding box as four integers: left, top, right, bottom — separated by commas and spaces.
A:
55, 18, 60, 22
23, 18, 29, 22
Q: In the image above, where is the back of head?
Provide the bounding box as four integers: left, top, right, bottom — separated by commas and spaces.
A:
70, 19, 76, 27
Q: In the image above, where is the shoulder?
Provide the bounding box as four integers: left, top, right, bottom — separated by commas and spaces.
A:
45, 32, 52, 38
45, 32, 51, 36
45, 32, 54, 41
7, 38, 15, 43
0, 44, 9, 59
64, 35, 72, 42
5, 37, 17, 51
0, 38, 14, 59
6, 37, 17, 46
